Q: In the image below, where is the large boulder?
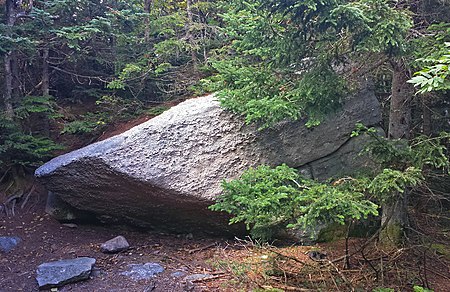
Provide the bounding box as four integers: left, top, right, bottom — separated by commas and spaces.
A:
35, 91, 380, 234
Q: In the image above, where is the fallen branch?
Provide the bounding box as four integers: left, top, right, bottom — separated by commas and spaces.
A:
326, 260, 355, 292
268, 247, 314, 268
189, 274, 226, 283
21, 184, 36, 209
0, 167, 11, 184
188, 242, 217, 254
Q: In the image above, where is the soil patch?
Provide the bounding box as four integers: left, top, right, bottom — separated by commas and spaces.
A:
0, 189, 232, 291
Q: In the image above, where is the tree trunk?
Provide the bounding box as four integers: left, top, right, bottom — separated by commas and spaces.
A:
422, 96, 432, 135
4, 52, 15, 119
186, 0, 198, 68
380, 60, 413, 248
3, 0, 16, 119
42, 48, 50, 96
144, 0, 152, 43
3, 0, 33, 119
380, 193, 409, 248
39, 47, 50, 136
388, 60, 412, 139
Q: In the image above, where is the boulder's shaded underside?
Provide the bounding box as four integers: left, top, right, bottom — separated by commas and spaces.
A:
36, 92, 381, 234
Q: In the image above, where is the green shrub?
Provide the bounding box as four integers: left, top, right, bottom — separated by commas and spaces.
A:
209, 164, 378, 241
0, 116, 62, 170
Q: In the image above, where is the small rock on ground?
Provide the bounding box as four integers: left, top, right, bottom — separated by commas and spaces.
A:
170, 271, 187, 278
100, 235, 130, 253
36, 257, 96, 289
121, 263, 164, 280
0, 236, 21, 253
307, 250, 327, 261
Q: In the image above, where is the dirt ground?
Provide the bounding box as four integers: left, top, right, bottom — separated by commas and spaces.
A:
0, 190, 239, 292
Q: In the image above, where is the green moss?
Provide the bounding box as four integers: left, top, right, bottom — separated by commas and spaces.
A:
430, 243, 450, 260
379, 223, 404, 249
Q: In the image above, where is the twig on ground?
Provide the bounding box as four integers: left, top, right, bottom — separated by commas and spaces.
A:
361, 248, 379, 280
267, 247, 313, 267
188, 242, 217, 254
189, 274, 226, 283
326, 260, 355, 292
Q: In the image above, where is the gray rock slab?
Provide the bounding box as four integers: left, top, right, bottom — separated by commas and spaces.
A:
36, 257, 96, 289
0, 236, 21, 253
100, 235, 130, 253
35, 91, 380, 233
121, 263, 164, 280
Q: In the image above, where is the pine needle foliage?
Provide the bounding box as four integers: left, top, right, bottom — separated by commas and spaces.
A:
0, 116, 62, 169
352, 124, 450, 203
209, 164, 378, 241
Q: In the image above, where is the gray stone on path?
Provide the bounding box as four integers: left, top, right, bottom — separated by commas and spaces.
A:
100, 235, 130, 253
121, 263, 164, 280
36, 257, 96, 289
0, 236, 21, 253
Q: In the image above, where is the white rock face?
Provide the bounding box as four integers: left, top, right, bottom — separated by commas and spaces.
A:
36, 91, 380, 233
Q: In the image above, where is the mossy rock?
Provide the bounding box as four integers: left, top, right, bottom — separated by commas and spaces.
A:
317, 219, 378, 243
317, 223, 348, 242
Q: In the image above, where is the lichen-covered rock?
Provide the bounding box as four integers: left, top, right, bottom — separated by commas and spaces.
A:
121, 263, 164, 280
36, 257, 96, 289
35, 91, 380, 233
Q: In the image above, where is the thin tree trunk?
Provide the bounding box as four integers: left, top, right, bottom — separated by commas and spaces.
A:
42, 48, 50, 96
4, 52, 15, 119
144, 0, 152, 43
3, 0, 16, 119
3, 0, 33, 119
380, 60, 413, 248
39, 48, 50, 135
186, 0, 198, 68
422, 96, 432, 135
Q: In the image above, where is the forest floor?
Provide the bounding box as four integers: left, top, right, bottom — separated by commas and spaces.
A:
1, 188, 449, 292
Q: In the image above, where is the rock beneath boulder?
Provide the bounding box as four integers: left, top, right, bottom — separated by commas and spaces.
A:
36, 257, 96, 289
46, 191, 95, 222
35, 91, 380, 233
0, 236, 21, 253
121, 263, 164, 280
100, 235, 130, 253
